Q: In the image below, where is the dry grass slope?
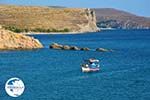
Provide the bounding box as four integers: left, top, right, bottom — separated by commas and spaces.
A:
0, 5, 98, 33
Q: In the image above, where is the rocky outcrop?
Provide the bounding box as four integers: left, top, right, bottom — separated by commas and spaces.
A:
80, 47, 90, 51
49, 43, 113, 52
96, 48, 111, 52
77, 9, 100, 32
49, 43, 63, 50
0, 5, 99, 33
50, 43, 90, 51
0, 29, 43, 50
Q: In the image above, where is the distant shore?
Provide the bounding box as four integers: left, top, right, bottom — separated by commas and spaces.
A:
22, 31, 91, 35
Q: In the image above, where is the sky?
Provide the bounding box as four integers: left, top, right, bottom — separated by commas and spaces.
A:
0, 0, 150, 17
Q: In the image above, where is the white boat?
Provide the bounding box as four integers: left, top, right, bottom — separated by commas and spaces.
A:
81, 58, 100, 72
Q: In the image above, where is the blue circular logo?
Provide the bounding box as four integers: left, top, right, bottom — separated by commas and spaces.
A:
5, 77, 25, 97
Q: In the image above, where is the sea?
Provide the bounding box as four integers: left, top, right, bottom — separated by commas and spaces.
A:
0, 30, 150, 100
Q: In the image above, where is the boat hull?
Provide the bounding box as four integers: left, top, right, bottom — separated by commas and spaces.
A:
81, 67, 99, 72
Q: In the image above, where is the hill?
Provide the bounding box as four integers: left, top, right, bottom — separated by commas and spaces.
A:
0, 5, 99, 33
94, 8, 150, 29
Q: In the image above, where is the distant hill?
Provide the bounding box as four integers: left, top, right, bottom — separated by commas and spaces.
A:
93, 8, 150, 29
48, 6, 66, 8
0, 5, 98, 33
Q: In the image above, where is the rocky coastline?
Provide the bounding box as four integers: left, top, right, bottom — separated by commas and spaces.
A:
0, 28, 43, 50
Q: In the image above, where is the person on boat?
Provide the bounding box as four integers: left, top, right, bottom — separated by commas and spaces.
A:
85, 64, 89, 68
90, 62, 96, 68
82, 63, 89, 68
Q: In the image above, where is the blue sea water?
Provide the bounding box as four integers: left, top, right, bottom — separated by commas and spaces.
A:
0, 30, 150, 100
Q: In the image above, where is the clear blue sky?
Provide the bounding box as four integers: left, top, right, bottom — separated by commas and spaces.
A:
0, 0, 150, 17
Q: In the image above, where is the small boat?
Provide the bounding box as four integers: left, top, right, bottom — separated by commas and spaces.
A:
81, 58, 100, 72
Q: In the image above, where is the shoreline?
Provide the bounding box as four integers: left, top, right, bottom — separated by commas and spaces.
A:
21, 31, 93, 35
16, 29, 150, 35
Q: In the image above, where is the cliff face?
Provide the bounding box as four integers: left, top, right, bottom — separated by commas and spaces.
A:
77, 9, 99, 32
0, 5, 99, 33
0, 28, 43, 50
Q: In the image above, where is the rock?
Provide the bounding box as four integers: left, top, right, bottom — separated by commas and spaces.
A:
96, 48, 110, 52
80, 47, 90, 51
0, 29, 43, 50
49, 43, 113, 52
77, 9, 100, 32
49, 43, 63, 49
70, 46, 80, 50
49, 43, 88, 51
62, 45, 71, 50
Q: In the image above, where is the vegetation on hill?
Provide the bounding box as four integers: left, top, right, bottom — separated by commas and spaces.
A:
3, 26, 69, 33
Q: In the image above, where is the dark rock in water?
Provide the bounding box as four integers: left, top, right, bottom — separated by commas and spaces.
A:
70, 46, 80, 50
80, 47, 90, 51
49, 43, 87, 51
62, 45, 71, 50
49, 43, 63, 49
49, 43, 113, 52
49, 43, 80, 50
96, 48, 110, 52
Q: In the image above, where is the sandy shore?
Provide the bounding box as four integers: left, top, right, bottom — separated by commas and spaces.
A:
22, 31, 87, 35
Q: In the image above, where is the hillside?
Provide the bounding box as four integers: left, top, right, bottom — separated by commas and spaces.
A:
94, 8, 150, 29
0, 5, 99, 33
